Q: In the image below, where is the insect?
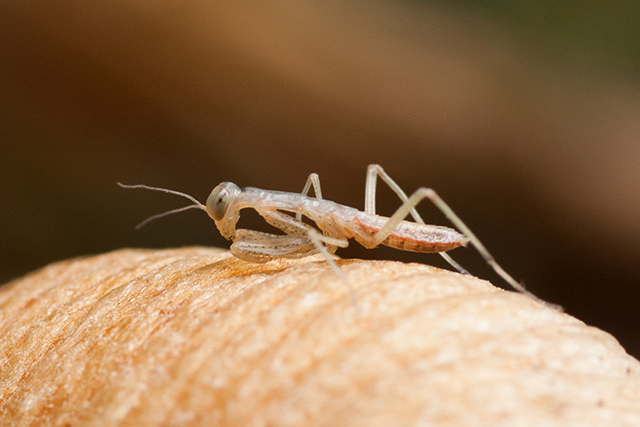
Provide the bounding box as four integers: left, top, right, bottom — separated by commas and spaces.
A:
119, 164, 552, 309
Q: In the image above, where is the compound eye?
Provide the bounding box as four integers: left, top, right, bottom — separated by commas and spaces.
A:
206, 186, 230, 221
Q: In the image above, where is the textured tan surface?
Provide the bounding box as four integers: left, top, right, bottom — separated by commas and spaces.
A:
1, 248, 639, 426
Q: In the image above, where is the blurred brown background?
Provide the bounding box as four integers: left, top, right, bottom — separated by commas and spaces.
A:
1, 1, 639, 357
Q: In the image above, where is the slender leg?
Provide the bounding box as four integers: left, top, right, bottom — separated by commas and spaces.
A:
365, 164, 469, 274
301, 173, 323, 199
231, 230, 359, 311
296, 173, 322, 222
256, 208, 360, 312
307, 228, 361, 313
258, 209, 348, 253
364, 165, 555, 308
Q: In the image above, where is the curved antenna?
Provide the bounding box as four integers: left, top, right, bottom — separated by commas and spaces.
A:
118, 183, 207, 228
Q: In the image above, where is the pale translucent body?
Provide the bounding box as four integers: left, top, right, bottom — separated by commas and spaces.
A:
119, 164, 553, 309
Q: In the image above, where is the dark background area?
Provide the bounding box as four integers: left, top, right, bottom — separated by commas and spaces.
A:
1, 1, 639, 357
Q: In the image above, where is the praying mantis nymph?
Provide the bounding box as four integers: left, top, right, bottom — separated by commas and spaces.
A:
120, 164, 557, 310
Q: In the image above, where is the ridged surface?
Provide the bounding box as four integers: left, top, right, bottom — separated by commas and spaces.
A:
1, 248, 639, 426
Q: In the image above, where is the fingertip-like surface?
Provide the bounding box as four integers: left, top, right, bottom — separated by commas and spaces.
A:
1, 248, 639, 426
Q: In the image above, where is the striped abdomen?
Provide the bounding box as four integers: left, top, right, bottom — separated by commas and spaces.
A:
351, 214, 469, 253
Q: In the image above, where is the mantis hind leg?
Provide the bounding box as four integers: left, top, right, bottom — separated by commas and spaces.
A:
364, 164, 469, 274
363, 165, 556, 308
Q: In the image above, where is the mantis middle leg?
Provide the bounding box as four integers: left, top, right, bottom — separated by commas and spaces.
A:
257, 208, 359, 310
296, 173, 322, 222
